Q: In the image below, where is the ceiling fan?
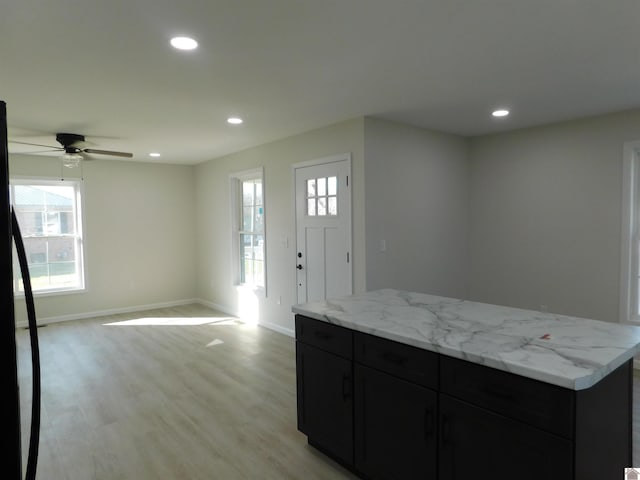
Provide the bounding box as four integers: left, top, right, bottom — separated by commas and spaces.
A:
10, 133, 133, 167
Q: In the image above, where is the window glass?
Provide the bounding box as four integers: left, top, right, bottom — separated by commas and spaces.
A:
306, 176, 338, 217
317, 177, 326, 196
11, 180, 84, 294
328, 176, 337, 196
233, 172, 265, 289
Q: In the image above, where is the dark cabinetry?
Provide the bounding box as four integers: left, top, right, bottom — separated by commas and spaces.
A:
439, 395, 572, 480
295, 314, 632, 480
353, 331, 439, 479
440, 356, 631, 480
296, 315, 440, 478
439, 356, 573, 479
295, 315, 354, 465
354, 364, 437, 479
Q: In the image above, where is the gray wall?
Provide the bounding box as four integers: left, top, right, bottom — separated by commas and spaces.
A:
12, 108, 640, 329
364, 117, 470, 298
469, 109, 640, 322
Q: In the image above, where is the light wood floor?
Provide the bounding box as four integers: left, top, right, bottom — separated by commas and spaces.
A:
17, 304, 359, 480
16, 304, 640, 478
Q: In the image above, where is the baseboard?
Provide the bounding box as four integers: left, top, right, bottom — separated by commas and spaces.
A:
258, 320, 295, 338
195, 298, 294, 338
15, 298, 199, 329
15, 297, 296, 338
196, 298, 239, 317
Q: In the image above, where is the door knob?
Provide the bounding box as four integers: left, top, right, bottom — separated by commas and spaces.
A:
296, 264, 303, 270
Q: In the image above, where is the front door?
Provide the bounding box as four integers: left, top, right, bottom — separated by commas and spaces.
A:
294, 155, 352, 304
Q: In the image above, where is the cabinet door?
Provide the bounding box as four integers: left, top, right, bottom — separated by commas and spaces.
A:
439, 395, 572, 480
296, 342, 353, 465
354, 364, 437, 480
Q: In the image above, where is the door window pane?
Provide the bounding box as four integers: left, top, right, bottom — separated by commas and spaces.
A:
318, 197, 327, 216
306, 176, 338, 217
307, 179, 316, 197
317, 177, 326, 196
328, 176, 337, 195
328, 197, 337, 215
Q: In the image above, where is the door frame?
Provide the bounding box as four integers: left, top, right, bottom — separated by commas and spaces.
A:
292, 152, 353, 304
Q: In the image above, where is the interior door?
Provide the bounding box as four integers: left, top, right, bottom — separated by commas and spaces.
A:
294, 156, 352, 304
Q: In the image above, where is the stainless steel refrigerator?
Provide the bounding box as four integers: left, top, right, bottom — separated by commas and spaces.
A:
1, 100, 41, 479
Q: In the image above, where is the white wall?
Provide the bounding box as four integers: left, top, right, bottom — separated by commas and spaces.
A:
194, 118, 365, 335
13, 108, 640, 330
10, 155, 196, 323
469, 109, 640, 322
364, 117, 470, 298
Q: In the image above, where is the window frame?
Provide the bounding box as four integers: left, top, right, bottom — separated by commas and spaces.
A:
620, 142, 640, 323
10, 177, 86, 297
229, 167, 266, 294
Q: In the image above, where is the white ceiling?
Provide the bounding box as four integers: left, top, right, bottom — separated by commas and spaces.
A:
3, 0, 640, 165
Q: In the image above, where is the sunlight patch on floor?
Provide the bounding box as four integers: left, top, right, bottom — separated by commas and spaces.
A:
237, 285, 260, 325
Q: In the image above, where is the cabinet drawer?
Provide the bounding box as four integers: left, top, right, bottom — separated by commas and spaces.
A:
295, 315, 353, 359
354, 332, 438, 389
440, 356, 574, 438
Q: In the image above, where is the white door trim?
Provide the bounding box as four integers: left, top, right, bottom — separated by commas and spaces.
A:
292, 153, 352, 170
292, 153, 353, 304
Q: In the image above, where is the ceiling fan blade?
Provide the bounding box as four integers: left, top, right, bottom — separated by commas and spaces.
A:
9, 140, 61, 150
82, 148, 133, 158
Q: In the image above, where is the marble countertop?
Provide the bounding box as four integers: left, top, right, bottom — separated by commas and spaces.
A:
292, 289, 640, 390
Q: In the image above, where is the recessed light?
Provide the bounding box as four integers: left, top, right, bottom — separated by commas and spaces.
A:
492, 109, 510, 117
170, 36, 198, 50
227, 117, 243, 125
149, 152, 161, 157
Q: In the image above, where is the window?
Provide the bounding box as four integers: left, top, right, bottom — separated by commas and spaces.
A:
10, 178, 85, 294
621, 142, 640, 323
307, 176, 338, 216
231, 169, 265, 289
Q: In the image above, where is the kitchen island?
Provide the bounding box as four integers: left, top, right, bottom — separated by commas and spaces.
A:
293, 289, 640, 480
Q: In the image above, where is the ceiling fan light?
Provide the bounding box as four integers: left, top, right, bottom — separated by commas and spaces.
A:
62, 153, 82, 169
